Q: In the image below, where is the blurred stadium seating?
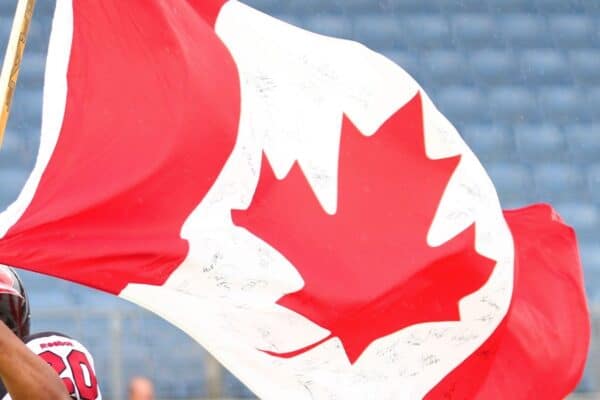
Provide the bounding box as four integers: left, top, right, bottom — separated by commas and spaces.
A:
0, 0, 598, 398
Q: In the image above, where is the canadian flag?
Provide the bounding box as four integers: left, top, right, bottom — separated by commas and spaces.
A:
0, 1, 590, 399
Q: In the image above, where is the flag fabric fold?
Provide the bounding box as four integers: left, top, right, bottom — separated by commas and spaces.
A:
426, 204, 589, 399
0, 1, 589, 398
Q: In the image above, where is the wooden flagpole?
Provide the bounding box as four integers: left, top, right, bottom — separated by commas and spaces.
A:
0, 0, 36, 149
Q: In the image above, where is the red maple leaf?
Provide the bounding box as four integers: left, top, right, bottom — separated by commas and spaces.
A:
232, 93, 496, 364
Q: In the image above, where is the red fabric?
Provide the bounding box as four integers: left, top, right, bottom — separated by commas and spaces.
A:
426, 204, 590, 399
0, 0, 239, 293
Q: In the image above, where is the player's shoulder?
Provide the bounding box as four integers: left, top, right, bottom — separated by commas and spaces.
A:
24, 331, 89, 355
23, 331, 98, 375
23, 332, 102, 400
0, 333, 81, 400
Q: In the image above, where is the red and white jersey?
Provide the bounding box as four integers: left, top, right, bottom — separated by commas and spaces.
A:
1, 332, 102, 400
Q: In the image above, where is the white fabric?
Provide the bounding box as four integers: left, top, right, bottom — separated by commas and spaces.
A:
122, 2, 515, 399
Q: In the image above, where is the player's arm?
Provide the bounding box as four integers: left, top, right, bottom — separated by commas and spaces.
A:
0, 321, 70, 400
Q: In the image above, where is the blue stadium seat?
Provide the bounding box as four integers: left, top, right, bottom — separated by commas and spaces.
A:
537, 86, 580, 123
0, 2, 18, 15
582, 2, 600, 14
19, 270, 66, 293
31, 316, 83, 338
71, 286, 137, 309
357, 0, 443, 12
569, 50, 600, 84
0, 17, 11, 43
486, 0, 537, 12
19, 52, 46, 89
8, 89, 43, 130
327, 0, 372, 12
461, 124, 514, 161
589, 165, 600, 204
580, 243, 600, 302
498, 14, 550, 47
554, 202, 599, 239
224, 372, 255, 398
586, 87, 600, 121
281, 0, 337, 15
566, 123, 600, 162
489, 86, 539, 122
29, 291, 73, 310
580, 244, 600, 273
486, 163, 534, 203
25, 14, 52, 53
0, 168, 28, 210
436, 86, 488, 124
549, 15, 596, 47
577, 373, 596, 396
514, 123, 565, 160
382, 50, 422, 82
0, 131, 29, 168
245, 0, 284, 14
354, 15, 402, 48
451, 14, 500, 48
470, 51, 520, 85
304, 15, 353, 39
34, 0, 57, 17
584, 276, 600, 305
533, 163, 585, 202
422, 50, 469, 85
76, 318, 111, 342
519, 49, 570, 85
439, 0, 489, 13
11, 88, 43, 120
399, 15, 450, 48
535, 0, 587, 13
